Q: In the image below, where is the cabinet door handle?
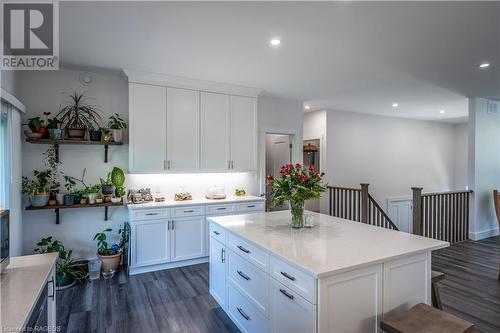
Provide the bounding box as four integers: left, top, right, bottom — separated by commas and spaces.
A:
48, 278, 55, 300
183, 209, 195, 213
221, 248, 225, 263
247, 205, 255, 208
231, 161, 234, 169
163, 160, 167, 170
167, 220, 170, 230
171, 220, 174, 230
237, 270, 250, 281
280, 288, 294, 300
237, 307, 250, 321
213, 230, 220, 235
237, 245, 250, 254
145, 213, 159, 216
217, 207, 227, 210
228, 160, 231, 169
280, 271, 296, 281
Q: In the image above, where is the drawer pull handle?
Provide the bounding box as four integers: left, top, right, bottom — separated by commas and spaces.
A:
237, 270, 250, 281
48, 278, 55, 300
237, 245, 251, 254
217, 207, 227, 210
183, 210, 195, 213
145, 213, 159, 216
247, 205, 256, 208
213, 230, 221, 235
237, 307, 250, 321
221, 248, 226, 263
280, 271, 296, 281
280, 288, 294, 300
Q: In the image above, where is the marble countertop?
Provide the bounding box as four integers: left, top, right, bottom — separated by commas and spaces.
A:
1, 253, 58, 331
209, 211, 449, 278
127, 195, 264, 210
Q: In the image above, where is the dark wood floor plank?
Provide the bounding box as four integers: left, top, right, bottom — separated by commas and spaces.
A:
432, 235, 500, 333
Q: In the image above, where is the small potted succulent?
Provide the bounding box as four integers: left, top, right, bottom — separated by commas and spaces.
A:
22, 170, 51, 207
85, 184, 101, 204
93, 228, 122, 277
108, 113, 127, 143
88, 124, 102, 142
56, 92, 102, 140
95, 193, 104, 204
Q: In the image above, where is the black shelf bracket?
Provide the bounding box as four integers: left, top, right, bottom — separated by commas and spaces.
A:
55, 208, 60, 224
49, 206, 112, 224
105, 206, 109, 221
104, 145, 109, 163
54, 143, 59, 163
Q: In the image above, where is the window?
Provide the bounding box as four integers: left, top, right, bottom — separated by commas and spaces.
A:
0, 101, 10, 210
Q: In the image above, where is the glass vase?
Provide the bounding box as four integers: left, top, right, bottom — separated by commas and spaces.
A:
289, 200, 305, 228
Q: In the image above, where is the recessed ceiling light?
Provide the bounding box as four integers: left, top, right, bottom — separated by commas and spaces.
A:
270, 38, 281, 46
304, 105, 310, 110
479, 62, 490, 69
392, 103, 399, 108
440, 110, 446, 114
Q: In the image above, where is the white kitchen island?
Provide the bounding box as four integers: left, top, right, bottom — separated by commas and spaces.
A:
208, 211, 449, 333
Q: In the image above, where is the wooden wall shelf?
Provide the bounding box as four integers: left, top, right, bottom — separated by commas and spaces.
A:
26, 202, 124, 224
25, 138, 123, 163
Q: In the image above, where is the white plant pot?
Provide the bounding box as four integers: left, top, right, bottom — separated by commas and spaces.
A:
87, 193, 96, 204
55, 193, 65, 205
112, 129, 123, 143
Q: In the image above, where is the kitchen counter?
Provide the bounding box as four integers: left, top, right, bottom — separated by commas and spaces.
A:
209, 210, 448, 278
0, 253, 58, 331
127, 195, 264, 210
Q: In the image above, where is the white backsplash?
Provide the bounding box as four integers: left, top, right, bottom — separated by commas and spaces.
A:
127, 172, 261, 199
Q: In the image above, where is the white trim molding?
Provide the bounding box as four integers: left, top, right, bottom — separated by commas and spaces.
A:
121, 69, 263, 98
0, 88, 26, 113
469, 227, 499, 241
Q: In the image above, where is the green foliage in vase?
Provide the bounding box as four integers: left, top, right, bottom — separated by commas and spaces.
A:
266, 163, 327, 206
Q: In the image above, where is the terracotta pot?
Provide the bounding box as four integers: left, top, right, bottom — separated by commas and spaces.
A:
97, 251, 122, 272
66, 127, 86, 140
38, 126, 49, 139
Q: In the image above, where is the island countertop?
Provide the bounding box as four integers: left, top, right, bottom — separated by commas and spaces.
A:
0, 253, 58, 331
209, 211, 449, 278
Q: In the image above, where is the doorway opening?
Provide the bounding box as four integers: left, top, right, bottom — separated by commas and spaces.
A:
303, 139, 321, 212
265, 133, 293, 211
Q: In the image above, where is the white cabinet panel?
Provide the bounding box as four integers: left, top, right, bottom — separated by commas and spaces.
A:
201, 92, 231, 171
170, 216, 205, 262
318, 264, 383, 333
383, 253, 431, 318
132, 220, 170, 267
129, 83, 167, 172
210, 237, 226, 309
167, 87, 200, 171
230, 96, 257, 172
227, 283, 269, 333
270, 278, 315, 333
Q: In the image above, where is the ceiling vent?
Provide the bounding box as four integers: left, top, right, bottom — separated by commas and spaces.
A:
487, 101, 498, 114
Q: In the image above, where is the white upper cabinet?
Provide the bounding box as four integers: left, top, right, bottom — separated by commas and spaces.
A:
129, 83, 167, 173
230, 96, 257, 172
167, 87, 200, 171
201, 92, 231, 171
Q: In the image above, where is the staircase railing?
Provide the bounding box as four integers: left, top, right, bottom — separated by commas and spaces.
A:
328, 184, 399, 231
412, 188, 472, 243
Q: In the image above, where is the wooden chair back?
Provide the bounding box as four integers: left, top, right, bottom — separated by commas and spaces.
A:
494, 190, 500, 228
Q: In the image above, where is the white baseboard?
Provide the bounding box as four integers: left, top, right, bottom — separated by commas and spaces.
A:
469, 227, 499, 241
129, 257, 208, 275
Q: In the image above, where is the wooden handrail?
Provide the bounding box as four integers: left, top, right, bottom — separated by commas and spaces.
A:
368, 194, 399, 230
326, 185, 361, 192
421, 189, 473, 197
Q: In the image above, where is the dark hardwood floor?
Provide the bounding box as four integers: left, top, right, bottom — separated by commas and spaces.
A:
432, 235, 500, 333
57, 264, 240, 333
57, 236, 500, 333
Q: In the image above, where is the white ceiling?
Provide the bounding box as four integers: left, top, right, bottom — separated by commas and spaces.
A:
60, 1, 500, 122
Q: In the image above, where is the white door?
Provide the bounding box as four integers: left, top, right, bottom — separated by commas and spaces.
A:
270, 279, 316, 333
166, 87, 200, 171
129, 83, 167, 172
388, 198, 412, 233
209, 237, 226, 308
200, 92, 231, 171
131, 220, 170, 267
170, 216, 205, 261
230, 96, 257, 172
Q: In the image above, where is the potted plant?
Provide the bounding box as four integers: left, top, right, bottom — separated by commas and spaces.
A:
22, 170, 51, 207
23, 117, 44, 139
93, 228, 122, 276
108, 113, 127, 143
72, 189, 85, 205
266, 163, 327, 228
56, 92, 102, 140
47, 116, 62, 140
95, 193, 104, 204
85, 184, 101, 204
100, 172, 115, 198
88, 124, 102, 142
111, 167, 126, 201
63, 175, 76, 205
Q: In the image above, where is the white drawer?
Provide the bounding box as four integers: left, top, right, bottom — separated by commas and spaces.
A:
228, 250, 269, 316
227, 283, 269, 333
130, 209, 169, 221
270, 256, 316, 304
206, 203, 236, 216
236, 201, 264, 213
171, 205, 205, 218
209, 221, 226, 243
227, 232, 269, 272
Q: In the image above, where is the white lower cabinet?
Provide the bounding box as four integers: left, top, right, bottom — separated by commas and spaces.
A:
170, 216, 205, 262
227, 283, 269, 333
209, 237, 226, 309
131, 219, 170, 267
270, 279, 315, 333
